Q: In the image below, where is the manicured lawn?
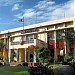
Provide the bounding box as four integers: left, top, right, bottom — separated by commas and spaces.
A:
50, 63, 62, 67
0, 65, 30, 75
48, 63, 62, 68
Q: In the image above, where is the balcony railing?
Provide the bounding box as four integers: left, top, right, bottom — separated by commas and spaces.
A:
11, 39, 34, 45
11, 41, 20, 45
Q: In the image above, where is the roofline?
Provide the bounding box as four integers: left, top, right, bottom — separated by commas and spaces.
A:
0, 17, 74, 34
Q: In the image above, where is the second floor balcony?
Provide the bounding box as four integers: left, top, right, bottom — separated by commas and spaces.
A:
9, 38, 47, 49
11, 39, 34, 45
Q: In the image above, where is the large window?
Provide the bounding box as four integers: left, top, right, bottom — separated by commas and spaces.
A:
48, 31, 54, 40
26, 35, 34, 40
56, 30, 64, 40
26, 34, 34, 43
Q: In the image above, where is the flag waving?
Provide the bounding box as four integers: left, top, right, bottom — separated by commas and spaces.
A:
18, 17, 24, 32
18, 18, 24, 22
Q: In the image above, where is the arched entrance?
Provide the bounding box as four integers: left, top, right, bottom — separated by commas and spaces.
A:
27, 45, 38, 62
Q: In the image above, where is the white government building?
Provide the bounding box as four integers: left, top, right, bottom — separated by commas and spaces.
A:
0, 17, 75, 64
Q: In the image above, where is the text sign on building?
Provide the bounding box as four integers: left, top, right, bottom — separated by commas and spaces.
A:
21, 28, 39, 34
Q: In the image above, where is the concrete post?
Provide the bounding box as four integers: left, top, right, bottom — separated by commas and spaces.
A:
16, 48, 19, 62
33, 50, 36, 63
54, 31, 56, 64
25, 48, 27, 62
8, 38, 11, 63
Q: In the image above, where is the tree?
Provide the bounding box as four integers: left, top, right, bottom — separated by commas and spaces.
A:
37, 46, 50, 65
0, 39, 5, 51
65, 28, 74, 55
56, 28, 74, 62
63, 28, 74, 62
0, 39, 6, 61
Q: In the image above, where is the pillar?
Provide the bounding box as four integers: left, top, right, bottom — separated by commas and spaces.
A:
16, 48, 19, 62
19, 49, 21, 62
33, 50, 36, 63
24, 48, 27, 62
64, 40, 67, 54
8, 38, 11, 63
54, 31, 57, 64
8, 49, 11, 63
28, 52, 30, 62
3, 39, 6, 58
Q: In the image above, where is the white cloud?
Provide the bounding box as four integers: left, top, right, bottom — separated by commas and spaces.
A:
0, 0, 24, 6
15, 0, 74, 24
34, 0, 55, 10
23, 9, 35, 18
15, 8, 35, 19
15, 13, 23, 19
50, 0, 74, 20
12, 4, 19, 11
36, 0, 74, 21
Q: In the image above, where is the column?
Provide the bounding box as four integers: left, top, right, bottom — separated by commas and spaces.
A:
8, 49, 11, 63
33, 50, 36, 63
8, 38, 11, 63
28, 52, 30, 62
3, 39, 5, 61
19, 49, 21, 62
16, 48, 19, 62
25, 48, 27, 62
54, 31, 56, 64
64, 40, 67, 54
63, 29, 67, 55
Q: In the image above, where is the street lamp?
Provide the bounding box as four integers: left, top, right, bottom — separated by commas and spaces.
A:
7, 31, 11, 63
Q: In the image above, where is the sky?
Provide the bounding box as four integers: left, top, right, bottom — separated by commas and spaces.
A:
0, 0, 74, 31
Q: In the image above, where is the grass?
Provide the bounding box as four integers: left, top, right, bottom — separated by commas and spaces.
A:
48, 63, 62, 68
0, 65, 30, 75
50, 64, 62, 67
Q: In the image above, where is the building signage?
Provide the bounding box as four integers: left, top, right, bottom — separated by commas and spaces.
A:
21, 28, 39, 34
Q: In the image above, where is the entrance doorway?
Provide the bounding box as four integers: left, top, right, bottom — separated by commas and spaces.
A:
30, 53, 33, 62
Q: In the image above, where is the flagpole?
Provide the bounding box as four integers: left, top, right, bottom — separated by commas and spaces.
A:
23, 17, 24, 31
21, 17, 24, 45
22, 17, 24, 45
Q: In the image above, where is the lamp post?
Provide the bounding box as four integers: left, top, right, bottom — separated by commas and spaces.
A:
7, 32, 10, 63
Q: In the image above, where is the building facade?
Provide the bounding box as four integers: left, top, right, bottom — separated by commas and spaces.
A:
0, 17, 75, 63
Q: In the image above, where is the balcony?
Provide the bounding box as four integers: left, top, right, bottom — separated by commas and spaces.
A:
9, 39, 47, 49
11, 39, 34, 45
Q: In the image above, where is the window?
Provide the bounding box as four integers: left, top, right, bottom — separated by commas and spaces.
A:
56, 30, 64, 40
26, 35, 34, 41
48, 32, 54, 40
11, 37, 15, 42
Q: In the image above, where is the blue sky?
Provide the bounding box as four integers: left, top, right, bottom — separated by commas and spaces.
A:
0, 0, 74, 31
